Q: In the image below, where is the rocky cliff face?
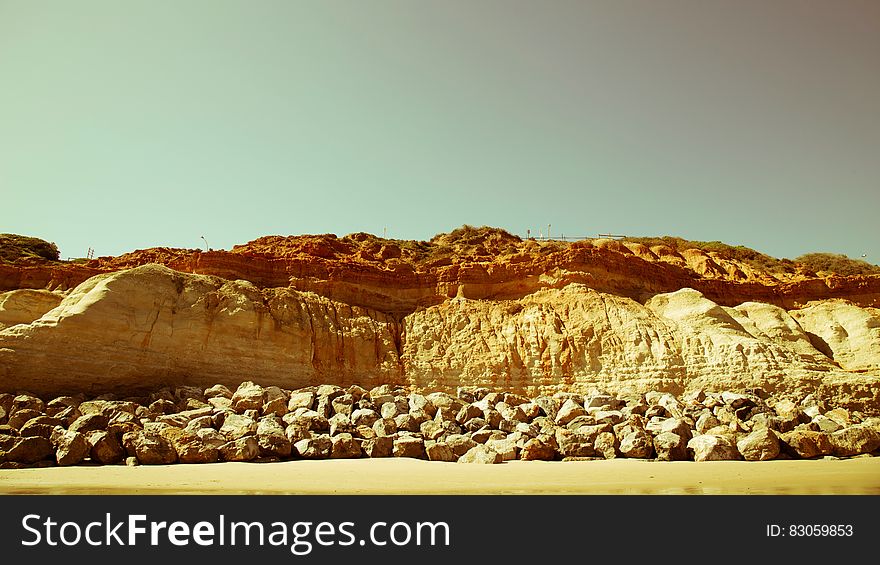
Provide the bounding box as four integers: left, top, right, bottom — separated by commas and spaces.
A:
1, 257, 877, 410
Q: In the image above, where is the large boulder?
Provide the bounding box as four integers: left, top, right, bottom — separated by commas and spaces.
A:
5, 436, 54, 464
293, 436, 332, 459
122, 432, 178, 465
256, 417, 292, 457
426, 442, 456, 462
736, 428, 780, 461
86, 431, 125, 464
231, 381, 265, 413
687, 434, 741, 461
161, 428, 219, 464
829, 426, 880, 457
779, 429, 833, 459
392, 436, 427, 459
458, 445, 501, 464
330, 433, 362, 459
219, 436, 260, 462
52, 429, 89, 466
653, 432, 688, 461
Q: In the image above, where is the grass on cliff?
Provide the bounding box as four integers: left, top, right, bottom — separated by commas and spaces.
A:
620, 236, 794, 273
794, 253, 880, 276
0, 234, 60, 262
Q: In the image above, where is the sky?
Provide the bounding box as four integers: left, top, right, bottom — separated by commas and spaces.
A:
1, 0, 878, 262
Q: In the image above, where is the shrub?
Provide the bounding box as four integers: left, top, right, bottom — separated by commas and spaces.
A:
0, 234, 60, 262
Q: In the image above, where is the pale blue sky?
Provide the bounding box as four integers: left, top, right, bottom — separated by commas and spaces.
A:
2, 1, 878, 262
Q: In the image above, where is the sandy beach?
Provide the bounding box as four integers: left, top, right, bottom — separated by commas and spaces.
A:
2, 457, 878, 495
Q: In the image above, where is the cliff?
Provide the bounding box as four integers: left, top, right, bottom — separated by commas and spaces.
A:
0, 228, 878, 409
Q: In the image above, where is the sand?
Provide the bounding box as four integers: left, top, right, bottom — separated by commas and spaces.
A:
1, 457, 879, 494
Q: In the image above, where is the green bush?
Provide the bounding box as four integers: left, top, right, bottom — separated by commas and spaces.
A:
0, 234, 60, 262
794, 253, 880, 276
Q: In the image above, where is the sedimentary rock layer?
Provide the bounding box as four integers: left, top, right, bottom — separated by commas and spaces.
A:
2, 265, 877, 409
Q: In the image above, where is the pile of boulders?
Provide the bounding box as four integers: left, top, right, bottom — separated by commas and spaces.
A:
1, 383, 879, 468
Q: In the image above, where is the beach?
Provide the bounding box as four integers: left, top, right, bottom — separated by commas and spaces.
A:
2, 457, 878, 495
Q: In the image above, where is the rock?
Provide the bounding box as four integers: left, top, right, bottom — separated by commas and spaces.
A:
426, 442, 457, 462
619, 430, 654, 459
555, 399, 587, 426
219, 436, 260, 462
392, 436, 426, 459
456, 404, 483, 424
555, 429, 595, 458
812, 415, 843, 433
329, 413, 354, 436
220, 413, 258, 440
408, 393, 436, 416
330, 433, 362, 458
19, 417, 62, 439
204, 384, 233, 399
256, 417, 292, 457
287, 409, 329, 432
657, 394, 684, 417
829, 426, 880, 457
52, 429, 89, 466
161, 428, 219, 464
736, 428, 780, 461
293, 436, 332, 459
11, 394, 45, 415
7, 409, 42, 430
394, 413, 421, 433
6, 436, 54, 463
533, 397, 560, 420
362, 436, 393, 458
126, 456, 139, 466
445, 434, 478, 457
458, 444, 501, 464
695, 412, 722, 434
351, 408, 380, 428
287, 391, 316, 411
485, 437, 518, 461
262, 386, 289, 417
653, 432, 687, 461
231, 381, 265, 413
86, 431, 125, 464
69, 414, 110, 434
593, 410, 624, 425
372, 418, 397, 437
123, 432, 178, 465
520, 437, 557, 461
420, 420, 445, 440
594, 432, 618, 459
687, 435, 741, 461
196, 429, 228, 449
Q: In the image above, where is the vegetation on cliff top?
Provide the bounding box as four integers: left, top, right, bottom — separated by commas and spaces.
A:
0, 234, 60, 263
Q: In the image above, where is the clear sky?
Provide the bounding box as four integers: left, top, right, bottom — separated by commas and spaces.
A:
2, 1, 878, 262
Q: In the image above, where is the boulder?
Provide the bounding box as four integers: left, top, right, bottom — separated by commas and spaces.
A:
204, 384, 233, 399
330, 433, 362, 459
829, 426, 880, 457
362, 436, 393, 458
736, 428, 780, 461
231, 381, 265, 413
555, 428, 595, 458
161, 428, 219, 464
653, 432, 688, 461
458, 444, 501, 464
6, 436, 54, 463
392, 436, 427, 459
619, 430, 654, 459
287, 391, 316, 412
122, 432, 178, 465
594, 431, 618, 459
445, 434, 478, 457
555, 399, 587, 426
351, 408, 380, 428
69, 414, 110, 434
52, 429, 89, 466
779, 429, 833, 459
219, 436, 260, 462
86, 431, 125, 464
262, 386, 289, 417
256, 417, 292, 457
520, 437, 557, 461
293, 436, 332, 459
426, 441, 456, 462
687, 435, 741, 461
220, 413, 258, 440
